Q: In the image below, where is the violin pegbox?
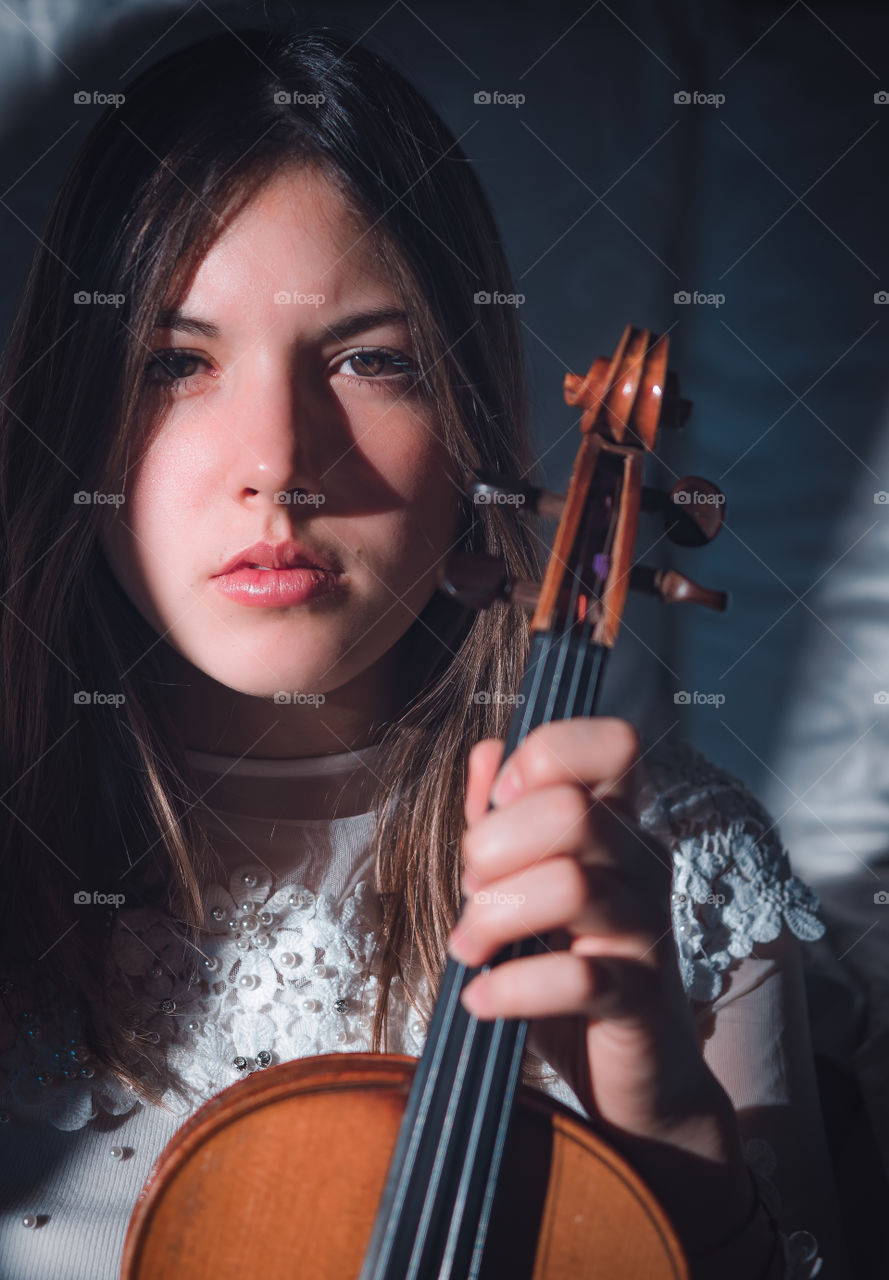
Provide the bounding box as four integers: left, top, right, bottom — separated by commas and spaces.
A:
438, 325, 728, 636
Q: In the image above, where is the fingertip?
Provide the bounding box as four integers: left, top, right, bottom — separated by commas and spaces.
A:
465, 739, 506, 821
460, 975, 489, 1018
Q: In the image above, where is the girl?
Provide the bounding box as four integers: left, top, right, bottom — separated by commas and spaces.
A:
0, 24, 843, 1279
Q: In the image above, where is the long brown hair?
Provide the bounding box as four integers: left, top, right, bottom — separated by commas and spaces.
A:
0, 25, 547, 1104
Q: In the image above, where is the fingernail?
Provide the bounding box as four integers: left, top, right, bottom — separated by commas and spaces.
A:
461, 976, 487, 1016
490, 763, 519, 807
448, 927, 471, 963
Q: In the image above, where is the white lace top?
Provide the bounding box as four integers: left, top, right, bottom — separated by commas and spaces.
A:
0, 739, 845, 1277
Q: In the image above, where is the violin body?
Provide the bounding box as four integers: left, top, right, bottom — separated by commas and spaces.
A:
121, 1052, 688, 1278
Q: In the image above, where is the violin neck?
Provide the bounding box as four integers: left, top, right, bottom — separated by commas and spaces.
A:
360, 628, 608, 1280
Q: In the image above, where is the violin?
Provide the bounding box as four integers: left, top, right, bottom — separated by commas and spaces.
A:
120, 324, 727, 1279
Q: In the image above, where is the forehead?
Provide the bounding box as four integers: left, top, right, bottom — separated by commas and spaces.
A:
180, 164, 395, 318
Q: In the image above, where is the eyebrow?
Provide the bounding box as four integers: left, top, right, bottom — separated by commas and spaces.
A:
153, 306, 410, 342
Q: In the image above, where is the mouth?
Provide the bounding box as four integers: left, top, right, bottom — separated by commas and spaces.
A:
212, 539, 343, 608
215, 539, 341, 577
212, 563, 343, 608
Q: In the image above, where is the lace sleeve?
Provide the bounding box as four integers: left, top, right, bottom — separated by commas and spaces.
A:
638, 739, 849, 1278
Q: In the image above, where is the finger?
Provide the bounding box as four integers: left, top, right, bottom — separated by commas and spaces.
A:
449, 858, 662, 968
460, 949, 659, 1025
490, 718, 641, 812
462, 782, 670, 891
465, 739, 505, 826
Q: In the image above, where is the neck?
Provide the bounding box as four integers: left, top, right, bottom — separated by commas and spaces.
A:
151, 640, 403, 759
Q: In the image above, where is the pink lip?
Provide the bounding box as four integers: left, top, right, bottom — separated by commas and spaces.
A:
213, 565, 341, 607
215, 540, 340, 576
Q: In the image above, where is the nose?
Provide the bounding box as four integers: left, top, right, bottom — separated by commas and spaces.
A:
222, 361, 327, 510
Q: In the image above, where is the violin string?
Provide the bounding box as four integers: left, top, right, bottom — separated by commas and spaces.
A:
449, 635, 579, 1276
367, 956, 470, 1276
439, 1006, 510, 1271
374, 639, 549, 1275
413, 640, 551, 1273
406, 1007, 484, 1277
460, 640, 606, 1279
396, 637, 555, 1274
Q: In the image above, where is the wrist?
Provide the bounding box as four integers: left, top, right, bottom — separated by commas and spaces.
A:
596, 1075, 757, 1254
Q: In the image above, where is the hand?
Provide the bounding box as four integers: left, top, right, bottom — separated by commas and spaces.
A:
447, 719, 757, 1258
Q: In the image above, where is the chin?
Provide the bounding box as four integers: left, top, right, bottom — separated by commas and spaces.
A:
201, 659, 334, 702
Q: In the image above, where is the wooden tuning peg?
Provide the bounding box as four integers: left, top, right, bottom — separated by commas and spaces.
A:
629, 564, 729, 612
641, 476, 725, 547
463, 469, 565, 521
437, 552, 540, 611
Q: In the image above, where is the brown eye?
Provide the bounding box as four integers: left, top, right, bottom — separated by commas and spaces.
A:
144, 351, 208, 386
338, 347, 418, 384
349, 352, 388, 376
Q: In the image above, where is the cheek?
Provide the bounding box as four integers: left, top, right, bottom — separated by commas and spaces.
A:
359, 431, 461, 594
371, 404, 457, 511
100, 433, 206, 610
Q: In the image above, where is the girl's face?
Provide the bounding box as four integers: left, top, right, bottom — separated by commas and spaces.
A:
99, 165, 461, 751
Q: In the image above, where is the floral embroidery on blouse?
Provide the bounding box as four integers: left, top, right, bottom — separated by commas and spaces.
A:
106, 863, 429, 1117
637, 739, 825, 1003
